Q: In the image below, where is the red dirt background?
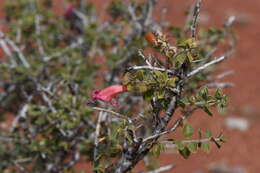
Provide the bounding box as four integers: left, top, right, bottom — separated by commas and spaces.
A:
1, 0, 260, 173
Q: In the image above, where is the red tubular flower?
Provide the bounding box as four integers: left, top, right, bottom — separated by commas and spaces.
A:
91, 85, 127, 105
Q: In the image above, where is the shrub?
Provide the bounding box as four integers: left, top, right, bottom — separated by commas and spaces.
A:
0, 0, 235, 172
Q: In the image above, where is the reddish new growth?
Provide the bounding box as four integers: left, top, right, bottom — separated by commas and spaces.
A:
64, 5, 75, 20
91, 85, 127, 106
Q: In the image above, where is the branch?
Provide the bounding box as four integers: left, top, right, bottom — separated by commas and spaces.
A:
0, 32, 30, 68
143, 115, 185, 143
215, 70, 234, 79
93, 111, 107, 168
43, 38, 83, 62
187, 51, 232, 78
206, 82, 234, 88
127, 66, 175, 74
163, 137, 223, 148
191, 0, 202, 38
145, 165, 175, 173
0, 37, 17, 67
92, 107, 131, 123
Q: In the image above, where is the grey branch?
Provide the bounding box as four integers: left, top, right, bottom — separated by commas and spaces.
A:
191, 0, 202, 38
143, 115, 185, 143
145, 164, 175, 173
206, 82, 234, 88
215, 70, 234, 79
163, 137, 222, 148
43, 38, 83, 62
93, 111, 107, 167
0, 37, 17, 67
92, 107, 131, 123
128, 66, 175, 74
187, 51, 232, 78
0, 31, 30, 68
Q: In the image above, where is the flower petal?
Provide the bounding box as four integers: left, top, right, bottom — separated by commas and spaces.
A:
91, 85, 127, 103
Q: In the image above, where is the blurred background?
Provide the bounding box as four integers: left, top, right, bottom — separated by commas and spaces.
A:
0, 0, 259, 173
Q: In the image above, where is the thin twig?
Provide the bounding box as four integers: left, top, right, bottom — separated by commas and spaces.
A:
127, 66, 175, 74
215, 70, 234, 79
92, 107, 130, 122
0, 31, 30, 68
145, 164, 175, 173
187, 51, 233, 78
11, 95, 33, 132
35, 14, 46, 56
206, 82, 234, 88
43, 38, 83, 62
163, 137, 222, 148
143, 115, 185, 143
0, 37, 17, 67
93, 111, 107, 168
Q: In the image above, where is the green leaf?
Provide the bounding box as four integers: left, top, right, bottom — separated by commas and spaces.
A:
137, 83, 148, 92
175, 53, 186, 67
136, 70, 144, 80
199, 86, 209, 100
205, 129, 212, 138
187, 142, 198, 153
167, 77, 177, 88
174, 140, 184, 150
143, 89, 154, 101
154, 70, 167, 82
182, 124, 194, 138
155, 89, 166, 99
179, 147, 190, 159
187, 52, 193, 62
214, 88, 223, 99
201, 143, 210, 153
151, 143, 165, 158
179, 96, 190, 108
217, 103, 227, 115
202, 106, 213, 116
